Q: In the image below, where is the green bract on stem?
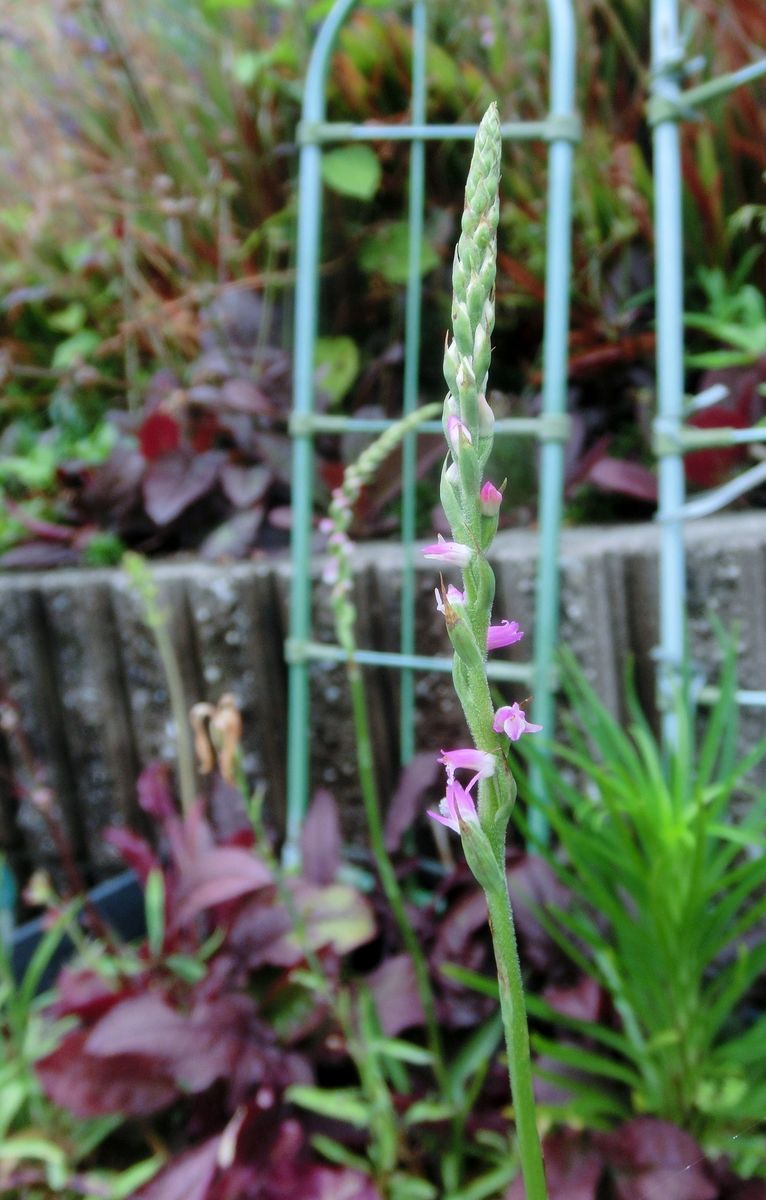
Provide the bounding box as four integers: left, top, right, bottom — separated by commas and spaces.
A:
427, 103, 549, 1200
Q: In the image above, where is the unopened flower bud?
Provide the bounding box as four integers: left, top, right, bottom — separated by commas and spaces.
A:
480, 480, 503, 516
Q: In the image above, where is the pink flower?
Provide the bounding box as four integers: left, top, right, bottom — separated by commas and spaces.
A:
447, 415, 472, 455
438, 747, 496, 780
427, 777, 479, 834
486, 620, 524, 651
479, 481, 503, 516
434, 584, 465, 614
422, 536, 473, 568
492, 703, 543, 742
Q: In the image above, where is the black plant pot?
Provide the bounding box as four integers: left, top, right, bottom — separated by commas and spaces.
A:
9, 870, 145, 989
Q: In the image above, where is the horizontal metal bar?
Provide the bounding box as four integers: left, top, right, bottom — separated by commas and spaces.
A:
285, 638, 534, 683
683, 59, 766, 110
698, 685, 766, 708
289, 412, 571, 441
657, 458, 766, 522
655, 423, 766, 454
297, 116, 581, 146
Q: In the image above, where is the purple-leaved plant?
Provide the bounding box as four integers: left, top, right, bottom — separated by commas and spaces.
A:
422, 103, 549, 1200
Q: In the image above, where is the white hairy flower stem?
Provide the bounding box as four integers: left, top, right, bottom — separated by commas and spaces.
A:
440, 105, 548, 1200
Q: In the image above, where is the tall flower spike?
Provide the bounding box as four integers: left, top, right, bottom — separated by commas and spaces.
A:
444, 103, 501, 448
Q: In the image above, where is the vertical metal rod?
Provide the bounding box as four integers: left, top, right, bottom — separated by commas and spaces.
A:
651, 0, 686, 747
529, 0, 577, 842
284, 0, 358, 868
399, 1, 428, 765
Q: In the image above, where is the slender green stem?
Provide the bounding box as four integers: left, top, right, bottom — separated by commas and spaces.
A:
123, 553, 196, 815
346, 661, 448, 1092
484, 882, 547, 1200
151, 621, 197, 817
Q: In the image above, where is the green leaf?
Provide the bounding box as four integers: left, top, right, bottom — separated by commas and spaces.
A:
165, 954, 206, 984
85, 1156, 163, 1200
321, 145, 381, 201
389, 1174, 439, 1200
48, 302, 87, 334
144, 868, 165, 957
314, 336, 361, 406
402, 1099, 455, 1126
445, 1012, 503, 1102
360, 221, 440, 284
310, 1134, 371, 1174
287, 1085, 370, 1128
369, 1037, 432, 1066
438, 963, 498, 998
231, 52, 263, 87
52, 330, 101, 370
0, 1134, 67, 1169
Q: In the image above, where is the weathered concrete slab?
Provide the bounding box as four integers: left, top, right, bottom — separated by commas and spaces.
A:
1, 511, 766, 877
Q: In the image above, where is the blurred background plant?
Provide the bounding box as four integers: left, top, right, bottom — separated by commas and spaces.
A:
0, 0, 765, 565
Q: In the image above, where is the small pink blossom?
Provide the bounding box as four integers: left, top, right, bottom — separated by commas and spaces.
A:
492, 702, 543, 742
479, 480, 503, 516
427, 777, 478, 834
422, 535, 473, 568
447, 415, 472, 455
438, 747, 496, 780
434, 584, 465, 614
486, 620, 524, 651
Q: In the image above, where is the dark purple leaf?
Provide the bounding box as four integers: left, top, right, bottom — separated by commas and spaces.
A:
431, 885, 496, 1026
207, 773, 251, 839
137, 1136, 220, 1200
300, 789, 342, 885
37, 1029, 177, 1117
507, 854, 574, 973
596, 1119, 717, 1200
139, 411, 182, 461
220, 379, 275, 416
251, 434, 292, 485
137, 762, 177, 823
143, 450, 226, 525
85, 993, 201, 1061
79, 444, 145, 518
596, 1118, 709, 1173
384, 753, 441, 851
584, 456, 657, 502
3, 499, 75, 541
267, 504, 293, 530
220, 463, 271, 508
228, 900, 297, 968
542, 976, 604, 1022
47, 966, 122, 1023
304, 1167, 382, 1200
174, 845, 272, 925
86, 992, 266, 1094
0, 541, 80, 568
366, 954, 424, 1036
199, 508, 263, 562
102, 825, 159, 883
506, 1130, 603, 1200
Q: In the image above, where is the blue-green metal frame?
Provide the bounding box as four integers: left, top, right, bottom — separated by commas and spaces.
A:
285, 0, 577, 865
650, 0, 766, 739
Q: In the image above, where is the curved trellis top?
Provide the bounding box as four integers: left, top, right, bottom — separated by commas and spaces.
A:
285, 0, 577, 865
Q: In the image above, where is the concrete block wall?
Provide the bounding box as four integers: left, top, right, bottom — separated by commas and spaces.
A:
1, 510, 765, 879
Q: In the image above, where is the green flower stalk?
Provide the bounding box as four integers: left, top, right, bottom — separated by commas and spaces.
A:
423, 103, 548, 1200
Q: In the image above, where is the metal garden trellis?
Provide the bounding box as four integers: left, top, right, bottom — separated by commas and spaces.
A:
650, 0, 766, 736
284, 0, 577, 866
